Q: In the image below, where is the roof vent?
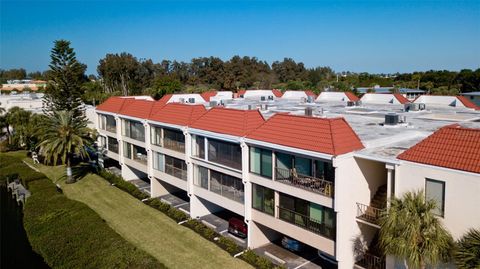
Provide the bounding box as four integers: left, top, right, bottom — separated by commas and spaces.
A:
385, 113, 399, 125
305, 107, 313, 116
188, 98, 195, 103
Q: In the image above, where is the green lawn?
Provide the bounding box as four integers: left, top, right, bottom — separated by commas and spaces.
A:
20, 155, 251, 269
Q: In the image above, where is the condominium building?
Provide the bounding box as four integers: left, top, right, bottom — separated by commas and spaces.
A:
95, 91, 480, 269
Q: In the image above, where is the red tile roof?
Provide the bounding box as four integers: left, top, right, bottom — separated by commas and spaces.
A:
247, 114, 364, 155
96, 97, 129, 113
344, 92, 360, 102
457, 96, 480, 110
149, 103, 207, 126
190, 107, 265, 137
119, 99, 156, 119
272, 89, 283, 97
305, 90, 317, 98
237, 90, 246, 97
157, 94, 173, 105
398, 125, 480, 174
393, 93, 410, 104
200, 91, 217, 102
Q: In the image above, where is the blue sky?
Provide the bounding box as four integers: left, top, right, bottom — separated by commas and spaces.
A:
1, 0, 479, 74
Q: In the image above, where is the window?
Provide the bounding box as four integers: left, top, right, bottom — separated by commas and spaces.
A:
99, 114, 116, 132
314, 160, 335, 181
194, 135, 205, 159
123, 142, 131, 158
153, 152, 164, 171
165, 155, 187, 180
99, 136, 106, 148
108, 137, 118, 153
208, 138, 241, 170
132, 145, 147, 164
123, 119, 145, 141
252, 184, 274, 215
196, 166, 209, 189
151, 126, 162, 146
250, 147, 272, 178
426, 179, 445, 217
163, 128, 185, 152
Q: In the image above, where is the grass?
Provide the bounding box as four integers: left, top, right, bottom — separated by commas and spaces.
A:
17, 154, 251, 269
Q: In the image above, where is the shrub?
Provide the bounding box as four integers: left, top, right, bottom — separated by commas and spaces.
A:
23, 174, 165, 268
240, 249, 282, 269
217, 236, 242, 255
98, 169, 149, 200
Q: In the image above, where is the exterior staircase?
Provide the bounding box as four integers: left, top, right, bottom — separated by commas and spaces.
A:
370, 185, 387, 209
357, 184, 387, 225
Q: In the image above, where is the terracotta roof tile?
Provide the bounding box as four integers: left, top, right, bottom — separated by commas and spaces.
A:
96, 97, 127, 113
237, 90, 246, 97
344, 92, 360, 102
190, 107, 265, 137
304, 90, 317, 98
272, 89, 283, 97
200, 91, 217, 102
398, 125, 480, 173
393, 93, 410, 104
457, 96, 480, 110
149, 103, 207, 126
246, 114, 364, 155
119, 99, 156, 119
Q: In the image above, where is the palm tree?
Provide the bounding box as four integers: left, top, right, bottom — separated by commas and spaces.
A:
37, 110, 93, 183
455, 228, 480, 269
379, 190, 453, 269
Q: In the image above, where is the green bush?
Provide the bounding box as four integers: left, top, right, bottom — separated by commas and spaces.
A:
217, 236, 242, 255
98, 170, 149, 200
240, 249, 282, 269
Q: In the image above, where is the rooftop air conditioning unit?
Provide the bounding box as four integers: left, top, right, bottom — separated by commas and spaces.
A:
300, 97, 307, 103
209, 101, 217, 107
305, 107, 313, 116
248, 104, 256, 110
179, 98, 185, 103
307, 96, 314, 103
385, 113, 399, 125
347, 101, 355, 107
261, 104, 268, 111
188, 98, 195, 103
355, 101, 362, 106
419, 103, 426, 110
268, 96, 274, 100
261, 96, 266, 101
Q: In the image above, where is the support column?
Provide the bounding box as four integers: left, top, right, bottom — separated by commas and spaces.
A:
385, 163, 395, 207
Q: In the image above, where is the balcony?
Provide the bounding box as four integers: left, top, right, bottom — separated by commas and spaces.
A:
108, 142, 119, 154
278, 206, 336, 240
355, 253, 385, 269
165, 165, 187, 180
275, 167, 333, 197
106, 125, 116, 134
356, 203, 385, 226
163, 138, 185, 153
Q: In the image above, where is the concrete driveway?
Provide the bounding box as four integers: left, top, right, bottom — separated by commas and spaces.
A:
198, 211, 248, 249
253, 242, 323, 269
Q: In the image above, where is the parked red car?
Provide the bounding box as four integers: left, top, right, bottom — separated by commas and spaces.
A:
228, 217, 247, 238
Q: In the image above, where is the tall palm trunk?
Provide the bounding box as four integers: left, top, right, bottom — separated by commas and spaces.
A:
66, 155, 75, 184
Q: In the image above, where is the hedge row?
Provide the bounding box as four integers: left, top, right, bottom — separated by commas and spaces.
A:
0, 155, 44, 187
0, 155, 166, 269
98, 169, 282, 269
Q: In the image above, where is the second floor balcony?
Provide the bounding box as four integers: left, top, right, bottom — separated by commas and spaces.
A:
163, 137, 185, 153
278, 206, 336, 240
355, 253, 385, 269
275, 167, 334, 197
165, 164, 187, 180
356, 202, 385, 226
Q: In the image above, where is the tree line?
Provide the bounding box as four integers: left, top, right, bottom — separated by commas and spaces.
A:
1, 44, 479, 103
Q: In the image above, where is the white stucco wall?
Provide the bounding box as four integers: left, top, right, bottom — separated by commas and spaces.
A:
395, 161, 480, 240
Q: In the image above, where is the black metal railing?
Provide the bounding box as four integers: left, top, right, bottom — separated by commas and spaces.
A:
356, 202, 385, 225
355, 253, 385, 269
275, 167, 334, 197
165, 165, 187, 180
163, 138, 185, 153
277, 206, 336, 240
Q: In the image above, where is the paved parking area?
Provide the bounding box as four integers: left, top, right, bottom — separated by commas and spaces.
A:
199, 211, 248, 249
129, 179, 151, 196
253, 242, 323, 269
158, 192, 190, 215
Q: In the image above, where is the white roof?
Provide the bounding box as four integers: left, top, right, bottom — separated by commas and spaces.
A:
167, 94, 206, 104
316, 92, 351, 102
242, 90, 276, 99
413, 95, 466, 108
360, 93, 404, 105
282, 91, 308, 99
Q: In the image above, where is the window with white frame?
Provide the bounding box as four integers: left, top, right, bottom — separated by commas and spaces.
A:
426, 178, 445, 217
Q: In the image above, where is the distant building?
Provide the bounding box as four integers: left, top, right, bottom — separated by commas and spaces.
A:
461, 91, 480, 106
1, 79, 47, 92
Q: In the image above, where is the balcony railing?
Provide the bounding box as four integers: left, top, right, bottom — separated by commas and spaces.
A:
356, 203, 385, 225
133, 153, 148, 165
165, 165, 187, 180
106, 125, 116, 133
210, 181, 244, 203
278, 206, 336, 240
108, 143, 119, 154
275, 167, 334, 197
163, 138, 185, 153
355, 253, 385, 269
